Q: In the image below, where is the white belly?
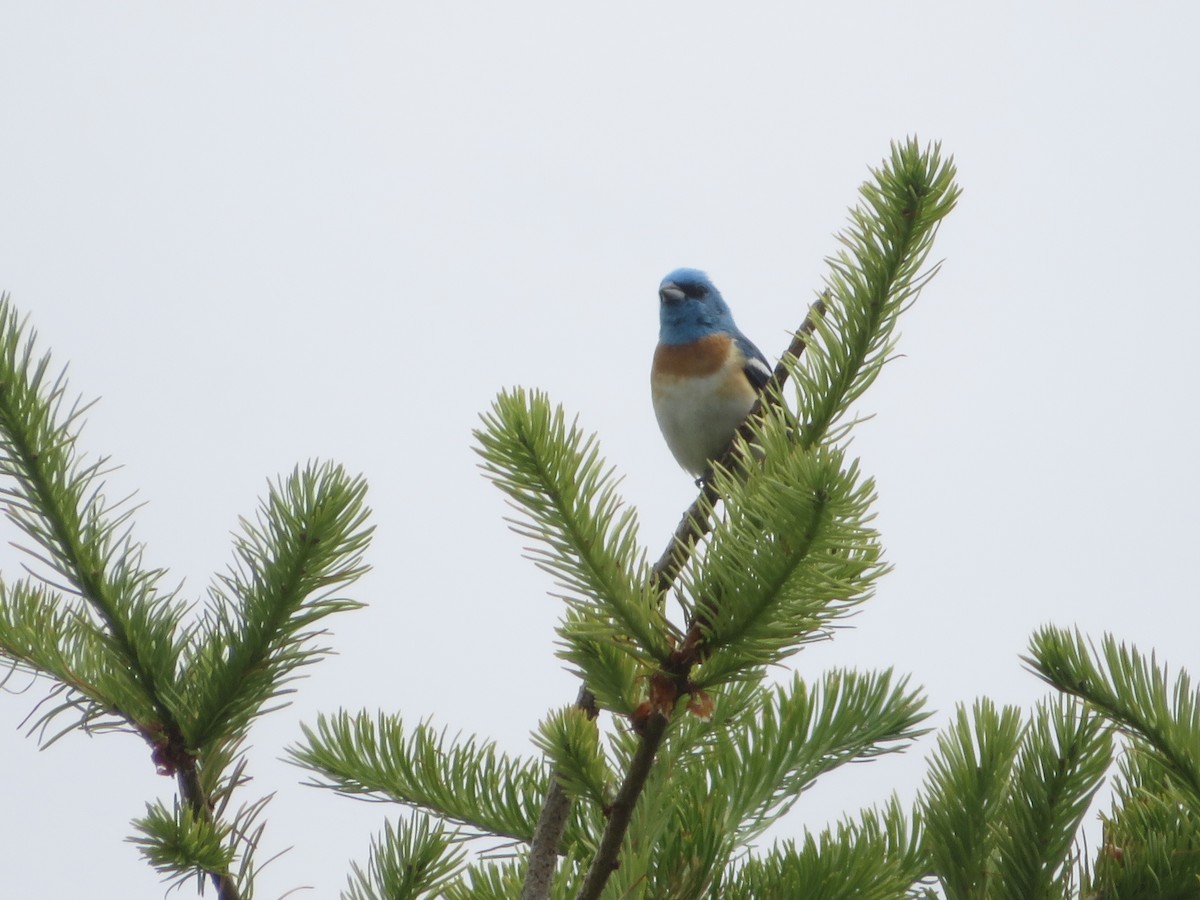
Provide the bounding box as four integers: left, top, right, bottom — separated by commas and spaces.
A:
652, 368, 757, 476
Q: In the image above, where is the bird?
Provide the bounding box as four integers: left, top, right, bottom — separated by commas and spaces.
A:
651, 268, 773, 477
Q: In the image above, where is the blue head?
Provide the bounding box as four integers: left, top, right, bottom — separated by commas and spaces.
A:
657, 268, 739, 346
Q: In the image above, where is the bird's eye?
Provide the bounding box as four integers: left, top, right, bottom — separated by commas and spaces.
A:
682, 283, 708, 299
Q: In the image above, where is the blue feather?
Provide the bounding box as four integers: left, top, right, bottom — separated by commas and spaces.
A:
652, 269, 774, 475
658, 269, 770, 374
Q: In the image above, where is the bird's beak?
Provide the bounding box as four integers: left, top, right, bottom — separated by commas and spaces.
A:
659, 283, 684, 304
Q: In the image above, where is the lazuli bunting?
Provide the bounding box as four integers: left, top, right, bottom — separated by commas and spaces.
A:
651, 268, 773, 477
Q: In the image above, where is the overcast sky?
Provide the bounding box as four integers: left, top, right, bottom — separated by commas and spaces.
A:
2, 4, 1198, 898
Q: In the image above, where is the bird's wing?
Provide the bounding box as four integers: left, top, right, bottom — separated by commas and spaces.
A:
736, 334, 773, 391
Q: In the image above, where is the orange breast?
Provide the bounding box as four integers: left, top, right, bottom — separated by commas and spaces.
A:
653, 333, 733, 378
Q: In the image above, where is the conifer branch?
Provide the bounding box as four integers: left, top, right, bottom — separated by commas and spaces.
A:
0, 297, 249, 898
0, 295, 184, 738
521, 779, 573, 900
720, 670, 929, 843
129, 798, 238, 891
1083, 745, 1200, 896
655, 137, 958, 621
921, 699, 1024, 898
476, 390, 676, 666
182, 462, 371, 751
718, 798, 926, 899
1027, 627, 1200, 808
574, 709, 670, 900
991, 697, 1112, 900
684, 442, 887, 687
342, 815, 466, 900
523, 687, 598, 900
522, 139, 957, 900
289, 712, 550, 841
1, 297, 371, 899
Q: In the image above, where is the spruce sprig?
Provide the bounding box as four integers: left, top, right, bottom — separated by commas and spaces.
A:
795, 139, 960, 449
289, 711, 550, 842
1028, 626, 1200, 807
0, 295, 185, 736
182, 461, 372, 751
0, 295, 372, 899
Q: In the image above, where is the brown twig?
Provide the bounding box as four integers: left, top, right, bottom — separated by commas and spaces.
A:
521, 687, 598, 900
148, 723, 242, 900
182, 769, 243, 900
573, 711, 670, 900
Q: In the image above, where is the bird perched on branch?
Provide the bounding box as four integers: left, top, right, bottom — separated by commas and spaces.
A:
651, 268, 772, 477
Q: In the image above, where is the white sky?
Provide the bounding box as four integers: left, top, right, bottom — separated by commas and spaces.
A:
1, 3, 1198, 898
